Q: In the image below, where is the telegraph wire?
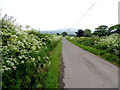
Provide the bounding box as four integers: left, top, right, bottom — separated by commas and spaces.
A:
73, 0, 98, 28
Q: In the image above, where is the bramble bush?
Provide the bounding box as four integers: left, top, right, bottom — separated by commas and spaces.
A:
1, 15, 61, 88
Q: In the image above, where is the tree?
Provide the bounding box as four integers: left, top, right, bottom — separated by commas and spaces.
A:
75, 29, 84, 37
84, 29, 92, 37
61, 32, 67, 37
93, 25, 108, 37
109, 24, 120, 34
56, 33, 60, 35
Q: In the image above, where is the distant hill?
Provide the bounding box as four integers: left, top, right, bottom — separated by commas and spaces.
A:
40, 28, 78, 35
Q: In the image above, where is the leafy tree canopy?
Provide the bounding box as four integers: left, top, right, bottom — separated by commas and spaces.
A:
75, 29, 84, 37
61, 32, 67, 37
93, 25, 109, 37
109, 24, 120, 34
84, 29, 92, 37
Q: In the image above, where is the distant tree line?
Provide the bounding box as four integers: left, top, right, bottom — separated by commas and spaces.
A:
75, 24, 120, 37
56, 32, 68, 37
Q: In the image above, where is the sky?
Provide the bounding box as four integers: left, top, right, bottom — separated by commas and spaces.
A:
0, 0, 119, 31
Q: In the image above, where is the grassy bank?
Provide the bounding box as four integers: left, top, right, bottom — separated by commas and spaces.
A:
44, 41, 62, 88
67, 38, 120, 67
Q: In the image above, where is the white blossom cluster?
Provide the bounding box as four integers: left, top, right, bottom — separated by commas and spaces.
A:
1, 15, 62, 88
2, 23, 61, 74
67, 34, 119, 56
94, 34, 119, 55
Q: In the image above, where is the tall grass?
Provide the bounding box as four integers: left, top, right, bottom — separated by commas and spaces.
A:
44, 41, 62, 88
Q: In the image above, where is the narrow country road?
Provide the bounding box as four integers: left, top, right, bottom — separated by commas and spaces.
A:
62, 37, 118, 88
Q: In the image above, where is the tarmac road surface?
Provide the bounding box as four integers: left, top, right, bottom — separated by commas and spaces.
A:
62, 37, 118, 88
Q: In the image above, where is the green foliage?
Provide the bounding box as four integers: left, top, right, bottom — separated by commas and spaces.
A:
93, 25, 109, 37
76, 37, 100, 47
1, 14, 62, 88
84, 29, 92, 37
94, 34, 120, 56
61, 32, 67, 37
66, 34, 120, 66
109, 24, 120, 34
44, 41, 62, 88
75, 29, 84, 37
93, 24, 120, 36
56, 33, 60, 35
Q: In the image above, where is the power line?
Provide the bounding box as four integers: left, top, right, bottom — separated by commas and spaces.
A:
73, 0, 98, 28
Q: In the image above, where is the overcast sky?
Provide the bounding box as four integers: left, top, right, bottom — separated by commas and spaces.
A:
0, 0, 119, 31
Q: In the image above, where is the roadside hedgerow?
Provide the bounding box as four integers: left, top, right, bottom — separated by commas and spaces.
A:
1, 14, 62, 88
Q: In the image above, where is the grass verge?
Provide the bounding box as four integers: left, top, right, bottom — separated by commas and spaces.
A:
44, 41, 62, 88
67, 38, 120, 67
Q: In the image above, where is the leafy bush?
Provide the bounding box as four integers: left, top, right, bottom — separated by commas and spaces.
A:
1, 15, 61, 88
94, 34, 120, 56
67, 34, 119, 56
66, 34, 120, 65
